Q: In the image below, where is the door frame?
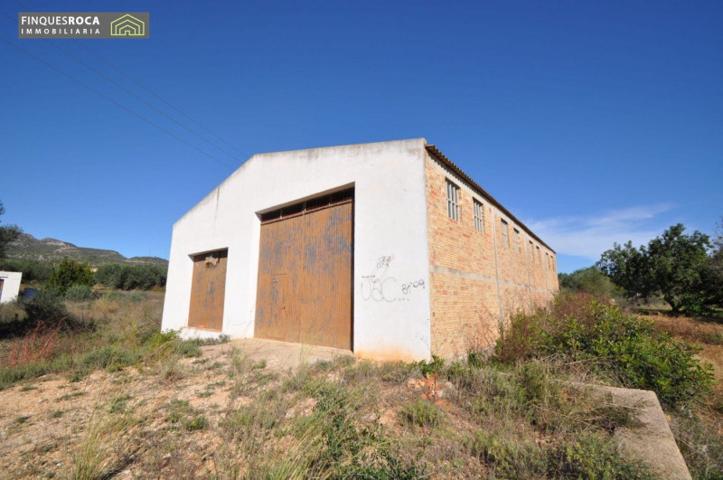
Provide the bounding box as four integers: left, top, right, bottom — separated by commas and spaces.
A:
187, 247, 229, 332
254, 185, 355, 350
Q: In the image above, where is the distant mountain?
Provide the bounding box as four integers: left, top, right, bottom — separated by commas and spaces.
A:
7, 233, 167, 266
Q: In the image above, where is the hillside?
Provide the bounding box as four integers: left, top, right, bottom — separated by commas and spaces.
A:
6, 233, 167, 266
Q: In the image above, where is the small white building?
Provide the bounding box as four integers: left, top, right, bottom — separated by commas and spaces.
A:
162, 139, 557, 360
0, 271, 22, 303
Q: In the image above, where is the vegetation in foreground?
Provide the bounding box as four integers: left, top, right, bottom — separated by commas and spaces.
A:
0, 291, 213, 390
0, 292, 667, 479
496, 292, 714, 406
496, 293, 722, 480
2, 293, 720, 479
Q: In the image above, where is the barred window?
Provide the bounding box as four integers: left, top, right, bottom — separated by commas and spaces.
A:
500, 219, 510, 247
473, 199, 484, 232
446, 180, 460, 221
514, 228, 522, 252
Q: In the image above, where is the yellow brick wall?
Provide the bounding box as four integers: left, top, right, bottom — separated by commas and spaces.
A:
425, 154, 559, 358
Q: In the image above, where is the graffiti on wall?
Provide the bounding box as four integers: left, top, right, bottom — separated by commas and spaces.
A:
361, 255, 425, 302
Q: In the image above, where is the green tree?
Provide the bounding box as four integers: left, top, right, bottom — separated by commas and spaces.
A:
47, 258, 94, 294
0, 202, 21, 259
95, 263, 124, 288
598, 224, 716, 314
597, 241, 655, 301
647, 224, 712, 314
701, 217, 723, 308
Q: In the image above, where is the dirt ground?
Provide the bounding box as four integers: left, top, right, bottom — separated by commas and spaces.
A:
0, 339, 351, 479
1, 308, 719, 479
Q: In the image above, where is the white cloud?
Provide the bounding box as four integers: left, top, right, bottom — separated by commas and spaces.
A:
527, 204, 674, 260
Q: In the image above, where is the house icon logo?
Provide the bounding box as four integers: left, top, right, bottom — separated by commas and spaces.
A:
110, 14, 145, 37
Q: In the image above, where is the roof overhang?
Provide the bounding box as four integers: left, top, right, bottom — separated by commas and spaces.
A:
425, 144, 555, 253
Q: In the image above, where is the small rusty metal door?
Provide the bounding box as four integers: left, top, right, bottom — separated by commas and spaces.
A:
188, 249, 228, 331
255, 190, 353, 350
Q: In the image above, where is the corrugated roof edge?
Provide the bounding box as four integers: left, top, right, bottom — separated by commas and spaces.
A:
425, 144, 555, 254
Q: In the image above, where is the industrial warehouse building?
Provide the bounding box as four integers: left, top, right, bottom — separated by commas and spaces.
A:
161, 139, 558, 360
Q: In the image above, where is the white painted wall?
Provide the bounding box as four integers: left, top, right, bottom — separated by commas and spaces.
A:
0, 271, 22, 303
162, 139, 433, 360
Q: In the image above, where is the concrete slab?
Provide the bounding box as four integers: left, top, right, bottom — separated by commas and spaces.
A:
582, 384, 692, 480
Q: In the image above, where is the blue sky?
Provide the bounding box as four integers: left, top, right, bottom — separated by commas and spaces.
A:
1, 1, 721, 273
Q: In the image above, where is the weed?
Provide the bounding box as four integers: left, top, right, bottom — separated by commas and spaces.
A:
547, 432, 656, 479
419, 355, 445, 377
6, 324, 60, 367
184, 415, 209, 431
468, 430, 656, 479
252, 359, 267, 370
165, 399, 208, 431
66, 412, 136, 480
109, 394, 132, 414
158, 354, 184, 382
399, 399, 442, 428
670, 411, 723, 480
59, 391, 85, 401
378, 361, 419, 384
166, 399, 192, 424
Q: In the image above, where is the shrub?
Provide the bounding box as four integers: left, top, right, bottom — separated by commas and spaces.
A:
0, 301, 27, 324
23, 289, 68, 324
47, 258, 94, 294
495, 293, 714, 406
418, 355, 445, 377
558, 266, 622, 299
0, 289, 78, 337
0, 258, 53, 283
65, 284, 94, 302
95, 263, 166, 290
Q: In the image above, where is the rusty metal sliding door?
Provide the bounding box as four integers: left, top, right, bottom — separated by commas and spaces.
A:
255, 195, 353, 350
188, 249, 228, 331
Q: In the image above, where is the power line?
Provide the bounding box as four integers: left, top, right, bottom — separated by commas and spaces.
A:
10, 2, 247, 165
2, 37, 235, 169
52, 42, 246, 164
84, 45, 247, 159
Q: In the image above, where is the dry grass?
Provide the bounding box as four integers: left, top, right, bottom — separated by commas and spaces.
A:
641, 313, 723, 346
6, 324, 60, 367
3, 292, 717, 479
